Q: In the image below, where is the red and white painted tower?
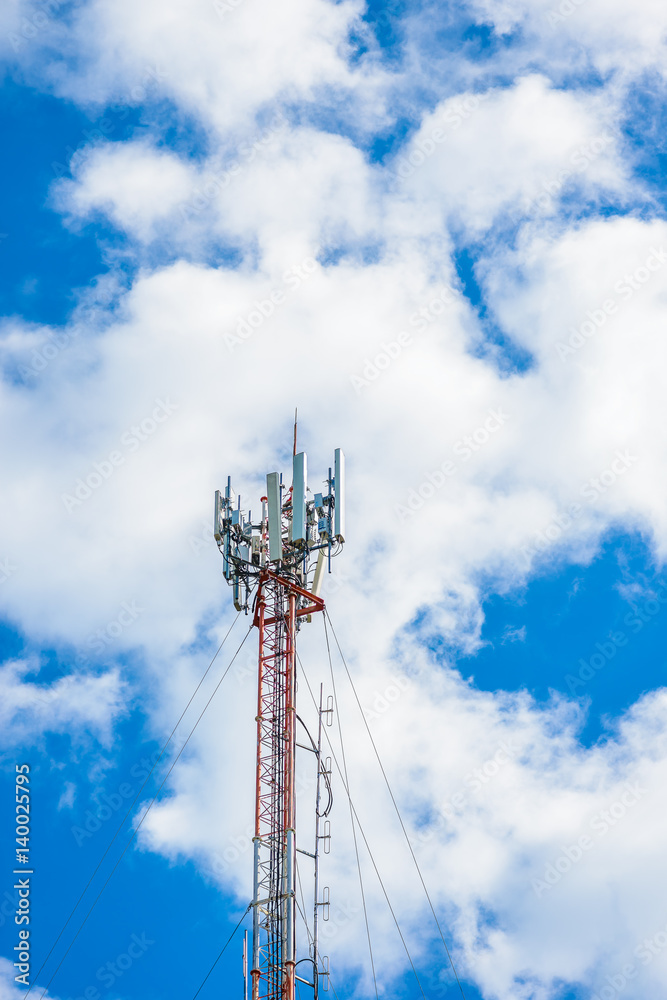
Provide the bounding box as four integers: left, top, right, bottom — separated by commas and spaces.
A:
215, 440, 345, 1000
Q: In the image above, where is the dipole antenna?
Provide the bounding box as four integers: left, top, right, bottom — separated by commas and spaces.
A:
214, 438, 345, 1000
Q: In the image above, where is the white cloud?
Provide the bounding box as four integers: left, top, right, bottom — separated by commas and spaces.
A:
0, 659, 127, 747
0, 0, 39, 61
136, 632, 667, 999
3, 2, 667, 997
468, 0, 667, 77
54, 123, 384, 269
57, 780, 77, 809
501, 624, 526, 643
0, 958, 45, 1000
0, 958, 61, 1000
392, 75, 630, 234
40, 0, 374, 134
3, 160, 667, 995
53, 141, 195, 243
52, 75, 632, 258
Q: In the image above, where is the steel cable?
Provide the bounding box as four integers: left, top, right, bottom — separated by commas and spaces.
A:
302, 640, 429, 1000
321, 635, 380, 1000
324, 611, 467, 1000
27, 610, 243, 998
34, 621, 254, 1000
190, 903, 252, 1000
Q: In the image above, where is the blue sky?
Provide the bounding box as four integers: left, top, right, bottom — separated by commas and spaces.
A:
2, 1, 667, 999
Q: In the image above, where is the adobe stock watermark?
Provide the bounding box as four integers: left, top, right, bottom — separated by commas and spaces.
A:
233, 570, 351, 686
521, 449, 639, 566
513, 132, 614, 222
623, 583, 667, 635
203, 774, 320, 878
213, 0, 245, 15
38, 600, 144, 707
0, 558, 17, 585
51, 65, 168, 183
350, 285, 458, 394
18, 328, 78, 380
594, 919, 667, 1000
8, 0, 63, 53
546, 0, 589, 28
224, 256, 318, 352
70, 737, 189, 846
531, 781, 647, 898
362, 675, 411, 722
202, 824, 255, 880
429, 951, 483, 999
61, 932, 155, 1000
71, 779, 139, 847
189, 513, 350, 565
85, 601, 144, 654
555, 247, 667, 361
318, 898, 360, 942
566, 581, 667, 696
179, 112, 288, 221
393, 92, 490, 181
565, 631, 628, 697
365, 0, 401, 37
232, 576, 349, 687
322, 568, 349, 597
394, 408, 509, 521
0, 889, 20, 929
189, 517, 216, 555
51, 65, 168, 181
413, 739, 522, 849
96, 932, 155, 991
61, 397, 179, 513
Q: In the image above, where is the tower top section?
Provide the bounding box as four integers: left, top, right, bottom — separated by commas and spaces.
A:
214, 447, 345, 612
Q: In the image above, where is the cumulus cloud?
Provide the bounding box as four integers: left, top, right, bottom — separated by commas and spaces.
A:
137, 629, 667, 999
33, 0, 374, 133
53, 141, 195, 243
392, 75, 630, 233
467, 0, 667, 78
0, 958, 49, 1000
1, 85, 667, 993
3, 1, 667, 997
0, 658, 126, 747
0, 958, 60, 1000
51, 74, 633, 260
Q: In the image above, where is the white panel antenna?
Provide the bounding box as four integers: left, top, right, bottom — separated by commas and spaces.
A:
266, 472, 283, 562
292, 451, 307, 545
215, 438, 345, 611
334, 448, 345, 542
213, 490, 223, 543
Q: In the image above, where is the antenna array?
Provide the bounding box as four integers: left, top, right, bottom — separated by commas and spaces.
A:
215, 445, 345, 1000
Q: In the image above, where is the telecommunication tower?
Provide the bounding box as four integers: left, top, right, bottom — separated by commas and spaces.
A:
214, 440, 345, 1000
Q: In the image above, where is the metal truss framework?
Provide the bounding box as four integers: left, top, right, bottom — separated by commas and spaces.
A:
251, 571, 325, 1000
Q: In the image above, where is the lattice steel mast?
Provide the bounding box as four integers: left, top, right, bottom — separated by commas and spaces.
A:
215, 439, 345, 1000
